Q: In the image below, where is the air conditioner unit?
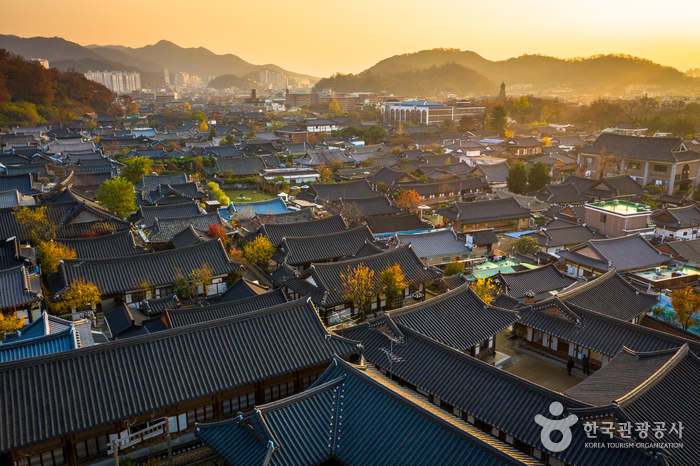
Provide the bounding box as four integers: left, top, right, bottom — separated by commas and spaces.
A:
613, 200, 619, 205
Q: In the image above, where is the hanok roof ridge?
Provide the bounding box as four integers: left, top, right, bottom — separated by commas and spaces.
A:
615, 344, 690, 408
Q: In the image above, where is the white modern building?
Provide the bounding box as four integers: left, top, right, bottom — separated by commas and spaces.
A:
85, 71, 141, 93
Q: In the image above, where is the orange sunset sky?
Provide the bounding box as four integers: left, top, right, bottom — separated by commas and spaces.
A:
2, 0, 700, 77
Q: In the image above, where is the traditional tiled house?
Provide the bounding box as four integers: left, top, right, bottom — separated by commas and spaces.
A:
558, 234, 673, 277
395, 228, 473, 266
258, 214, 348, 247
650, 203, 700, 240
520, 224, 607, 256
283, 245, 442, 322
0, 298, 361, 466
437, 198, 530, 232
53, 239, 241, 311
276, 225, 376, 269
196, 357, 539, 466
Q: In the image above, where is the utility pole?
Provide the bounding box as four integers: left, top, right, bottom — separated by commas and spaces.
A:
166, 426, 173, 466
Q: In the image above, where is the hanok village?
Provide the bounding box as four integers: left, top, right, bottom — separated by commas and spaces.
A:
2, 109, 700, 466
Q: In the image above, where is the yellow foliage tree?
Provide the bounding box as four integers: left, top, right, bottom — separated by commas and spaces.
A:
12, 205, 55, 243
340, 264, 377, 320
380, 263, 408, 310
0, 313, 24, 338
470, 276, 496, 305
329, 99, 341, 114
37, 241, 76, 274
243, 236, 276, 272
504, 129, 515, 138
542, 137, 552, 147
200, 121, 209, 131
56, 279, 101, 315
189, 263, 213, 305
670, 286, 700, 330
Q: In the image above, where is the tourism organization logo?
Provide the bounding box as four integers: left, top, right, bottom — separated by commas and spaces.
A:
534, 402, 579, 452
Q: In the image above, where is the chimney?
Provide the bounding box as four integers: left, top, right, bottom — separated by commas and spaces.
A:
251, 89, 257, 100
524, 290, 535, 305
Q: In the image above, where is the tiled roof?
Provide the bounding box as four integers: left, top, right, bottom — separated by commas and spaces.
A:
0, 327, 76, 363
662, 238, 700, 263
287, 245, 442, 307
56, 217, 132, 239
309, 180, 375, 203
519, 298, 700, 357
57, 239, 241, 297
558, 234, 673, 272
195, 357, 536, 466
0, 237, 27, 271
576, 175, 644, 198
557, 269, 658, 321
137, 201, 203, 228
137, 173, 189, 192
260, 214, 347, 247
496, 264, 578, 300
534, 184, 589, 204
281, 225, 375, 266
437, 198, 530, 223
340, 194, 402, 217
365, 213, 428, 235
215, 278, 270, 304
2, 312, 72, 344
396, 229, 470, 259
0, 202, 76, 243
145, 211, 230, 243
396, 177, 488, 197
0, 297, 361, 454
651, 203, 700, 228
472, 162, 509, 183
521, 224, 606, 248
580, 133, 686, 162
170, 225, 211, 248
565, 345, 700, 466
342, 323, 659, 466
367, 166, 416, 186
214, 157, 266, 176
163, 289, 288, 328
55, 230, 146, 259
468, 229, 499, 246
0, 174, 36, 196
0, 266, 41, 310
390, 284, 518, 350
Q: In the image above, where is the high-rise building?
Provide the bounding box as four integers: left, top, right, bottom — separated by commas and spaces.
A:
164, 69, 170, 85
84, 71, 141, 93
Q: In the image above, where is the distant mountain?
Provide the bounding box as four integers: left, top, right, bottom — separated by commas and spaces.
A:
314, 63, 497, 97
87, 40, 318, 81
0, 35, 319, 89
357, 48, 700, 96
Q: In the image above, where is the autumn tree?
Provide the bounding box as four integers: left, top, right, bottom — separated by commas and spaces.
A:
207, 182, 231, 206
316, 162, 333, 183
513, 96, 531, 122
12, 205, 55, 243
0, 313, 24, 338
470, 277, 496, 305
329, 99, 342, 115
121, 156, 152, 185
527, 162, 550, 190
340, 264, 377, 321
207, 224, 229, 250
670, 286, 700, 330
190, 263, 213, 305
380, 263, 407, 310
95, 177, 136, 219
394, 189, 421, 212
243, 236, 276, 272
37, 241, 76, 274
513, 236, 540, 255
444, 262, 464, 277
506, 161, 528, 194
56, 279, 101, 314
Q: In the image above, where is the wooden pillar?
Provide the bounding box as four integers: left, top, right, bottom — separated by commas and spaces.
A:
65, 435, 78, 466
255, 381, 265, 405
214, 393, 223, 421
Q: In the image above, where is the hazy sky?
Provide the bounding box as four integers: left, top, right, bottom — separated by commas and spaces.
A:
3, 0, 700, 77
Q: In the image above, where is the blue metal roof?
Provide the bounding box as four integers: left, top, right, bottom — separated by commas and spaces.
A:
230, 198, 292, 215
196, 358, 533, 466
0, 327, 76, 363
